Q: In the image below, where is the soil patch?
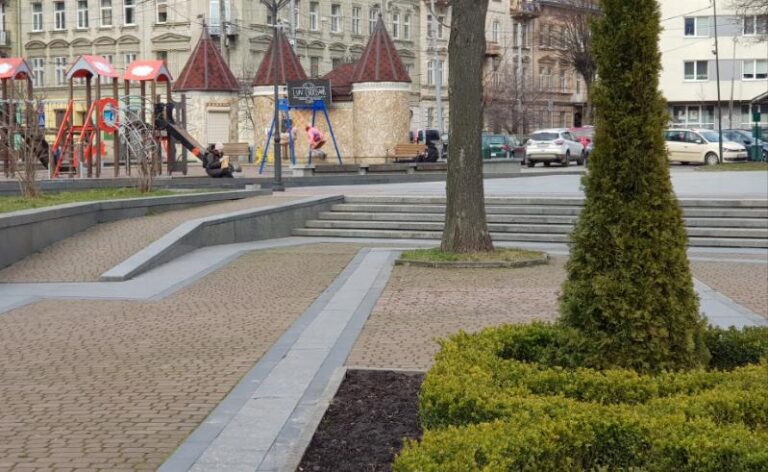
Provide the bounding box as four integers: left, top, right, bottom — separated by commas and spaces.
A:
298, 369, 424, 472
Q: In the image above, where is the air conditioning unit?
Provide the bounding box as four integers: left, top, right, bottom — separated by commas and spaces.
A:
0, 31, 9, 47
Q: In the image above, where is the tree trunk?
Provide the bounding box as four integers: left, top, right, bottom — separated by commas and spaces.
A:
441, 0, 493, 253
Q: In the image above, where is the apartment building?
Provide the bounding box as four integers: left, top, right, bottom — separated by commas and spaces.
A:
0, 0, 12, 57
659, 0, 768, 129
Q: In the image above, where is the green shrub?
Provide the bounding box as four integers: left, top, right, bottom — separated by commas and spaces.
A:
395, 413, 768, 472
559, 0, 709, 373
706, 326, 768, 370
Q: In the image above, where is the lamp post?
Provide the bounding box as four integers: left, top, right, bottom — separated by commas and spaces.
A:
260, 0, 291, 191
713, 0, 724, 164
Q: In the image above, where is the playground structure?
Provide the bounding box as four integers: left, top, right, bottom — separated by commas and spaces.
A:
0, 58, 36, 177
258, 98, 343, 174
0, 54, 217, 180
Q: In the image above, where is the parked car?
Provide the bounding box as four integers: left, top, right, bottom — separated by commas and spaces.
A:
524, 128, 585, 167
568, 126, 595, 149
482, 133, 513, 159
664, 129, 747, 165
722, 129, 768, 162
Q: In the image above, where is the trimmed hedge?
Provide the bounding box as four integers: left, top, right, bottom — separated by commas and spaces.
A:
396, 324, 768, 471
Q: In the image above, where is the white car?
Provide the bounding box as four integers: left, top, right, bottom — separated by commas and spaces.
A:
524, 129, 585, 167
664, 129, 748, 165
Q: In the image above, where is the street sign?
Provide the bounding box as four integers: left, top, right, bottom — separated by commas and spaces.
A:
287, 79, 332, 107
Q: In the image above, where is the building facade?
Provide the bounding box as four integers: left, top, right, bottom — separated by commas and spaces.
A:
659, 0, 768, 130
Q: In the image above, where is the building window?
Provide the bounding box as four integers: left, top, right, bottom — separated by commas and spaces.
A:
352, 6, 361, 34
437, 16, 444, 39
427, 60, 434, 85
100, 0, 113, 27
743, 59, 768, 80
672, 105, 715, 128
427, 14, 433, 38
369, 6, 379, 34
124, 0, 135, 25
124, 53, 137, 68
684, 17, 710, 37
54, 2, 66, 30
684, 60, 708, 81
156, 0, 167, 23
403, 13, 410, 39
392, 11, 399, 38
32, 3, 44, 31
426, 107, 434, 127
744, 15, 768, 36
404, 63, 413, 77
55, 57, 68, 85
31, 58, 45, 87
332, 57, 342, 69
100, 54, 113, 84
309, 2, 319, 31
77, 0, 89, 28
310, 56, 320, 78
266, 5, 273, 24
492, 20, 500, 42
293, 2, 300, 29
331, 4, 341, 33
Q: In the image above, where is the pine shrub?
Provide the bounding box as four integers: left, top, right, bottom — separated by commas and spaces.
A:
559, 0, 708, 372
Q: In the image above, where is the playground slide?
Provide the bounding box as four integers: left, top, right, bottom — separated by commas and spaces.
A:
162, 122, 204, 158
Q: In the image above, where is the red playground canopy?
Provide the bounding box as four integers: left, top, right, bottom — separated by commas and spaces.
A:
124, 60, 173, 82
66, 55, 119, 80
0, 58, 33, 80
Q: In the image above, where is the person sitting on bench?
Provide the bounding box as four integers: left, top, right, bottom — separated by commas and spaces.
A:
203, 143, 241, 178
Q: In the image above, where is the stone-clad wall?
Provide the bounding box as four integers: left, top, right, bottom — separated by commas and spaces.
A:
352, 83, 412, 164
182, 92, 240, 145
252, 87, 401, 165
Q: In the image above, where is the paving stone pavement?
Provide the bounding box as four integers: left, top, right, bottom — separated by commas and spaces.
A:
347, 258, 566, 370
0, 244, 358, 472
0, 195, 299, 283
690, 261, 768, 319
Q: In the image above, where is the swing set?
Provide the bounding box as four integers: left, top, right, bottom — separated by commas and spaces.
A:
258, 98, 343, 174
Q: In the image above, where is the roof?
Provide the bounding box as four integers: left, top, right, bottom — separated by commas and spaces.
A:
322, 63, 355, 101
0, 58, 33, 80
66, 55, 119, 80
174, 26, 239, 92
252, 30, 308, 86
351, 15, 411, 84
124, 60, 173, 82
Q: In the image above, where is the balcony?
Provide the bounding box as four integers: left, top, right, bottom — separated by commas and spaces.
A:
208, 22, 238, 37
511, 0, 541, 19
486, 41, 501, 57
424, 0, 450, 7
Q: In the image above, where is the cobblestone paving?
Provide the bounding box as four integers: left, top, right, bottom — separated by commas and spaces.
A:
0, 244, 358, 472
347, 258, 566, 371
690, 261, 768, 319
0, 195, 299, 283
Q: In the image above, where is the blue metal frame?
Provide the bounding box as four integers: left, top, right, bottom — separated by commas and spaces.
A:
258, 99, 343, 174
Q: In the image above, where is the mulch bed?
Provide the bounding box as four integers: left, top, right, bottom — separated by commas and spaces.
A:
297, 369, 425, 472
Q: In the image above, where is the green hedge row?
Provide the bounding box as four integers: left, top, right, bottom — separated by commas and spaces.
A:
394, 324, 768, 471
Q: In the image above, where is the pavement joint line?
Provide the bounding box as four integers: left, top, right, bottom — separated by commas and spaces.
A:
694, 278, 768, 328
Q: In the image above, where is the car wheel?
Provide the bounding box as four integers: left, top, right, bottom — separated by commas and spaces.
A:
705, 152, 719, 166
562, 152, 570, 167
577, 151, 585, 166
762, 150, 768, 162
543, 162, 551, 167
527, 160, 535, 168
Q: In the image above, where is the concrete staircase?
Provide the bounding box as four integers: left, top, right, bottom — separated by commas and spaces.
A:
293, 196, 768, 249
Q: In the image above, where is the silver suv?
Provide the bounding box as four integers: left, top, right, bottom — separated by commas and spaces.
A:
524, 129, 585, 167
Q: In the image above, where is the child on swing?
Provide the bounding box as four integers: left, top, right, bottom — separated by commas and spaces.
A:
305, 124, 327, 161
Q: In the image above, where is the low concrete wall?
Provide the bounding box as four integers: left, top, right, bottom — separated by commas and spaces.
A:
0, 189, 269, 271
483, 159, 522, 175
101, 195, 345, 281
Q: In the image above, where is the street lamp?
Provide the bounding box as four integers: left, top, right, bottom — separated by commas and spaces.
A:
712, 0, 724, 164
260, 0, 291, 191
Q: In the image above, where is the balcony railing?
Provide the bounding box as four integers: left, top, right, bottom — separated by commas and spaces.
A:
511, 0, 541, 18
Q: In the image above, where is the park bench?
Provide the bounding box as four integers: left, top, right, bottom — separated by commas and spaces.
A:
222, 143, 253, 163
390, 143, 426, 163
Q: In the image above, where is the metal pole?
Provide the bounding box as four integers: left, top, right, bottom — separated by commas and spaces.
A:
272, 2, 284, 191
713, 0, 723, 164
219, 0, 229, 65
430, 0, 443, 157
289, 0, 296, 51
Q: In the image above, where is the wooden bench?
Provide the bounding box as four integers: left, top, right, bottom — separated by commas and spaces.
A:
390, 143, 426, 163
222, 143, 253, 163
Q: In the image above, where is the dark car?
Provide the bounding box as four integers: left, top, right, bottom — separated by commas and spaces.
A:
722, 129, 768, 161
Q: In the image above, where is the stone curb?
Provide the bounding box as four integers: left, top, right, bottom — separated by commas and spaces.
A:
100, 195, 345, 281
395, 254, 550, 269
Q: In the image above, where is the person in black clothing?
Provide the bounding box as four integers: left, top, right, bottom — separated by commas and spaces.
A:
202, 143, 239, 178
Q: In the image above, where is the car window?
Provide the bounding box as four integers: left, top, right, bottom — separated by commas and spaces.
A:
530, 132, 559, 141
699, 131, 721, 143
684, 132, 701, 143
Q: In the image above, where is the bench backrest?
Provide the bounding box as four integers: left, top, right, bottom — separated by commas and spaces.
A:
222, 143, 252, 157
393, 144, 426, 155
